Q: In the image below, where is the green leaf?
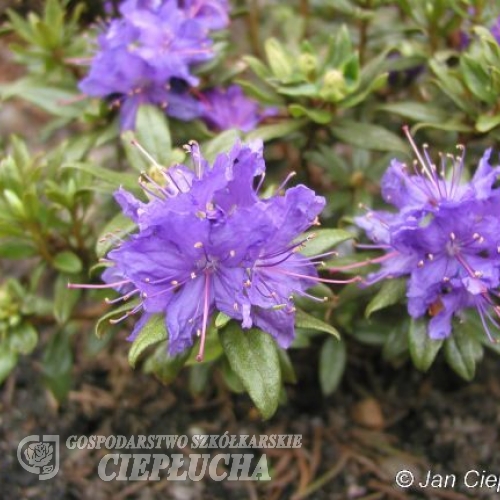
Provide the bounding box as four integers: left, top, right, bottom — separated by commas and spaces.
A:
246, 119, 306, 142
236, 79, 282, 105
444, 325, 482, 381
54, 274, 80, 324
460, 54, 496, 104
243, 55, 272, 80
0, 344, 18, 385
295, 309, 340, 338
128, 314, 168, 368
382, 322, 409, 361
429, 60, 472, 114
42, 329, 73, 401
188, 363, 212, 395
220, 324, 281, 419
340, 73, 387, 109
215, 312, 231, 329
185, 325, 224, 365
319, 337, 346, 396
277, 349, 297, 384
365, 279, 406, 318
122, 105, 172, 171
0, 78, 83, 118
9, 322, 38, 355
288, 104, 332, 124
265, 38, 293, 80
144, 342, 189, 384
331, 121, 408, 153
63, 161, 139, 191
408, 318, 443, 372
53, 251, 82, 274
0, 241, 36, 259
376, 101, 449, 123
300, 228, 354, 258
201, 129, 241, 163
95, 299, 140, 338
412, 120, 474, 134
96, 212, 137, 259
475, 113, 500, 133
220, 357, 246, 393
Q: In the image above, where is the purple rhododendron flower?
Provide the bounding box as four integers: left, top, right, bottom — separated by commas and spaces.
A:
200, 85, 277, 133
73, 141, 348, 360
79, 0, 230, 129
354, 128, 500, 341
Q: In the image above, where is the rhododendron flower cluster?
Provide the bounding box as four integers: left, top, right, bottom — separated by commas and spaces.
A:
79, 0, 229, 129
355, 128, 500, 341
73, 140, 348, 360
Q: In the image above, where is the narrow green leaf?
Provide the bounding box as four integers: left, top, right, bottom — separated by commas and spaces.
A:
246, 119, 306, 142
188, 363, 212, 395
54, 274, 80, 324
377, 101, 449, 123
331, 121, 408, 153
53, 251, 82, 274
444, 326, 482, 381
0, 78, 83, 118
295, 309, 340, 338
319, 337, 346, 395
243, 55, 272, 80
288, 104, 332, 124
277, 349, 297, 384
408, 318, 443, 371
124, 105, 172, 170
461, 54, 495, 104
365, 279, 406, 318
95, 299, 140, 338
63, 162, 139, 191
220, 325, 281, 419
265, 38, 293, 80
128, 314, 168, 368
300, 228, 354, 258
42, 330, 73, 401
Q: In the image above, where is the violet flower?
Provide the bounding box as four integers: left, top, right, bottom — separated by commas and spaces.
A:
71, 141, 349, 360
354, 128, 500, 341
79, 0, 229, 129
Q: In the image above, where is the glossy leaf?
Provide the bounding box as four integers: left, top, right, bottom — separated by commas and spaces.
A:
128, 314, 168, 368
408, 318, 443, 372
319, 337, 346, 395
220, 324, 281, 419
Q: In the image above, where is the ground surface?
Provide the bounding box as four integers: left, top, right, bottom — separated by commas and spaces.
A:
1, 333, 500, 500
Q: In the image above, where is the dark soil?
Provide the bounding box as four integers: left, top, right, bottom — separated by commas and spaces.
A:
1, 333, 499, 500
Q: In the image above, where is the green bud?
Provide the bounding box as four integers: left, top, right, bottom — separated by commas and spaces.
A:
319, 69, 347, 102
299, 53, 317, 79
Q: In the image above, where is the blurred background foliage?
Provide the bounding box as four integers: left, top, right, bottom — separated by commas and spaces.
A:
1, 0, 500, 417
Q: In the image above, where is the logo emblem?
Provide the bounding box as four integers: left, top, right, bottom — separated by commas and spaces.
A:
17, 435, 59, 480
